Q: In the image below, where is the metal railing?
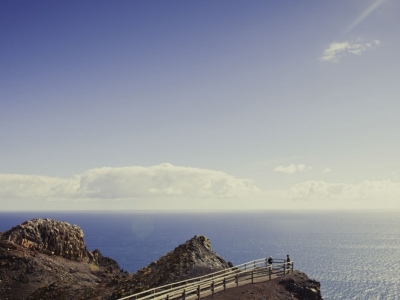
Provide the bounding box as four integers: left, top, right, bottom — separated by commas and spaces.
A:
118, 258, 294, 300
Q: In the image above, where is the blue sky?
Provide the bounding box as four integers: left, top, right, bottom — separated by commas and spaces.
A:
1, 0, 399, 210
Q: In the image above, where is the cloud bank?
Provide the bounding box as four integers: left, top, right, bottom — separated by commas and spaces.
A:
321, 40, 380, 62
1, 164, 400, 210
287, 180, 400, 204
0, 164, 260, 201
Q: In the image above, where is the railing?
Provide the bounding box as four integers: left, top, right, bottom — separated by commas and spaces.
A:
118, 258, 294, 300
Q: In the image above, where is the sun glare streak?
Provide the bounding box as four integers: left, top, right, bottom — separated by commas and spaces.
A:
344, 0, 387, 34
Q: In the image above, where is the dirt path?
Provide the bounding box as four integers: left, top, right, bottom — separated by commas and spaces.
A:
201, 271, 321, 300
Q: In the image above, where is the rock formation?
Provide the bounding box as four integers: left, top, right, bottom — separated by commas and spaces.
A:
279, 272, 322, 300
0, 218, 124, 300
112, 235, 231, 298
0, 218, 323, 300
1, 218, 89, 261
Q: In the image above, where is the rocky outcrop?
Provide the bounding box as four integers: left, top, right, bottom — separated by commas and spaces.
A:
111, 235, 231, 298
1, 218, 89, 261
0, 220, 232, 300
279, 272, 322, 300
0, 218, 124, 300
0, 219, 323, 300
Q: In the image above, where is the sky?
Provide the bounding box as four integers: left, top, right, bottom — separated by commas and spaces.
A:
1, 0, 399, 211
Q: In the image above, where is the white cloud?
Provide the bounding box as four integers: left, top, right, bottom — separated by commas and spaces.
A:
287, 180, 400, 203
2, 165, 400, 210
0, 174, 79, 199
273, 164, 309, 174
0, 164, 260, 201
320, 40, 380, 62
323, 168, 331, 174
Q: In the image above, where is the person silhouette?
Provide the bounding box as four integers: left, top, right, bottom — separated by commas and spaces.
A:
286, 254, 291, 267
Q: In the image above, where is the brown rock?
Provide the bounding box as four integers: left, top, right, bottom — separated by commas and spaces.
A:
0, 219, 123, 300
1, 218, 89, 261
111, 235, 231, 298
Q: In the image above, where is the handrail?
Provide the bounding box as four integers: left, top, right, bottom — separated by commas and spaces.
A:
118, 258, 294, 300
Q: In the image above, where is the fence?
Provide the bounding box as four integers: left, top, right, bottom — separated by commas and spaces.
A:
118, 258, 294, 300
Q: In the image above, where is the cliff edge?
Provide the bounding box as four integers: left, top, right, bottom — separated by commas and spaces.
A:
202, 270, 322, 300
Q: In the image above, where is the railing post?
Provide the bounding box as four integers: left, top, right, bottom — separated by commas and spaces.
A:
284, 262, 287, 276
166, 295, 169, 300
292, 261, 294, 274
182, 289, 186, 300
251, 270, 254, 283
197, 285, 201, 300
235, 274, 239, 287
244, 263, 246, 270
254, 261, 256, 268
269, 266, 271, 280
211, 281, 214, 297
223, 277, 226, 292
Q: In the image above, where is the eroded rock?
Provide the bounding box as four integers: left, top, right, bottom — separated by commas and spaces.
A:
0, 219, 123, 300
1, 218, 88, 261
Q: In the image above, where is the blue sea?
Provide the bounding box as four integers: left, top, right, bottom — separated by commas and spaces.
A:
0, 210, 399, 299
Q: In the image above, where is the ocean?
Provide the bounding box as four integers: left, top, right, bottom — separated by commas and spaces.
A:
0, 210, 399, 299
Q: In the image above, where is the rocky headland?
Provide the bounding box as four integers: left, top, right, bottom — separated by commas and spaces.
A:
0, 218, 123, 299
0, 218, 322, 300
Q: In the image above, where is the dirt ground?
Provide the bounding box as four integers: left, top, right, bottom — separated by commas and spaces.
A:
202, 271, 321, 300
